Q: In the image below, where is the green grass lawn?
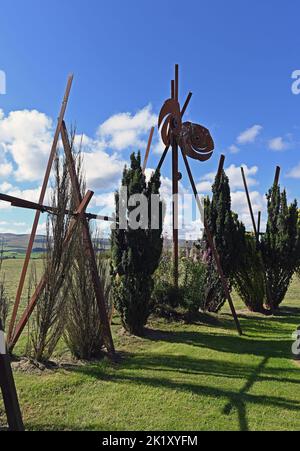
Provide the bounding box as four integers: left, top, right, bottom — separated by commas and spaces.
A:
1, 259, 299, 431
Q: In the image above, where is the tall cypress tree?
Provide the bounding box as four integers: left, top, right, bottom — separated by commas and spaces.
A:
111, 152, 164, 335
261, 184, 300, 309
203, 170, 244, 312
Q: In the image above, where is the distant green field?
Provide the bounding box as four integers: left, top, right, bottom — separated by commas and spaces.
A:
0, 258, 299, 431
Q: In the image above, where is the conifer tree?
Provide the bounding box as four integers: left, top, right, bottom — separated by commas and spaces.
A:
203, 170, 244, 312
261, 185, 300, 309
111, 152, 164, 335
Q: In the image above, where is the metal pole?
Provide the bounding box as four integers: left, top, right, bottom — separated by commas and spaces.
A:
171, 67, 179, 288
0, 192, 115, 223
181, 150, 243, 336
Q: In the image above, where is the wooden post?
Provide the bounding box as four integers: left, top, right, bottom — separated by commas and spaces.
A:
60, 122, 115, 355
142, 127, 155, 174
8, 75, 73, 344
172, 138, 179, 288
274, 166, 281, 187
0, 321, 24, 431
257, 211, 261, 238
171, 67, 179, 288
241, 167, 258, 239
217, 155, 226, 183
181, 150, 242, 335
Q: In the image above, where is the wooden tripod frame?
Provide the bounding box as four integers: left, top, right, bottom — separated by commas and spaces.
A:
6, 77, 114, 355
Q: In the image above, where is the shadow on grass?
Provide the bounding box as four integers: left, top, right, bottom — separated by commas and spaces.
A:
71, 353, 300, 431
222, 307, 300, 337
143, 330, 292, 360
61, 307, 300, 431
69, 334, 300, 431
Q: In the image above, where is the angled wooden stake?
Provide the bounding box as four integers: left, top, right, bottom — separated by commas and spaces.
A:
217, 155, 226, 183
142, 127, 155, 174
257, 211, 261, 237
274, 166, 281, 187
241, 166, 258, 239
8, 75, 74, 344
181, 150, 242, 336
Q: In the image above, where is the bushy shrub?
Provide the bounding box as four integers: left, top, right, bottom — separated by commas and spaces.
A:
233, 234, 266, 313
180, 258, 207, 318
29, 155, 74, 362
152, 253, 182, 309
64, 227, 106, 360
152, 252, 207, 319
261, 185, 300, 310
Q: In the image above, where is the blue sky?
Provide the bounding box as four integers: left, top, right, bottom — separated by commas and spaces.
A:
0, 0, 300, 237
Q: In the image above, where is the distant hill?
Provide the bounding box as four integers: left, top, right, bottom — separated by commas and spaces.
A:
0, 233, 47, 255
0, 233, 111, 257
0, 233, 197, 258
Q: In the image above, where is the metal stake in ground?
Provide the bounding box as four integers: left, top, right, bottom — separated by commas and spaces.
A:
180, 150, 243, 336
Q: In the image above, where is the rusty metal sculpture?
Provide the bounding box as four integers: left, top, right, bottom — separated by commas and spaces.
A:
152, 65, 242, 335
158, 100, 214, 162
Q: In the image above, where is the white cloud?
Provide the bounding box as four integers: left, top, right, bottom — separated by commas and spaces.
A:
0, 182, 13, 192
82, 149, 125, 190
237, 125, 263, 145
228, 144, 240, 154
0, 105, 157, 191
287, 162, 300, 179
197, 180, 213, 193
97, 105, 157, 152
231, 190, 266, 231
268, 136, 289, 151
196, 164, 258, 194
93, 192, 115, 213
227, 164, 258, 189
0, 109, 53, 181
0, 162, 13, 177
